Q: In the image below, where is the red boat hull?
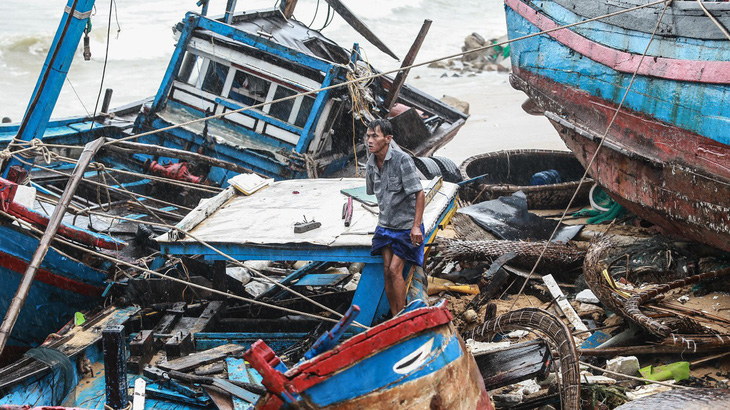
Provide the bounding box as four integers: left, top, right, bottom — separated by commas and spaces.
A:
511, 71, 730, 251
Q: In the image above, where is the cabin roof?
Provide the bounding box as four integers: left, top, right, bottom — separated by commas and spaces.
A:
158, 178, 457, 249
219, 9, 351, 65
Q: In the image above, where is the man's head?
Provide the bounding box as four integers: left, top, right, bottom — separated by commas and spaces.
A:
366, 119, 393, 156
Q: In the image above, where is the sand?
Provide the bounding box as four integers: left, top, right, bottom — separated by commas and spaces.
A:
407, 68, 566, 166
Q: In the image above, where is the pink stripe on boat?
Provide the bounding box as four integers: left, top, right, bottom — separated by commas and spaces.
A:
505, 0, 730, 84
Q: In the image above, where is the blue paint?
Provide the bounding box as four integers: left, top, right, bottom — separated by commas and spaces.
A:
151, 14, 200, 114
227, 357, 263, 408
215, 98, 303, 136
532, 1, 730, 61
505, 2, 730, 145
3, 0, 97, 176
196, 16, 334, 73
295, 68, 338, 153
302, 332, 463, 407
303, 305, 360, 360
0, 225, 106, 348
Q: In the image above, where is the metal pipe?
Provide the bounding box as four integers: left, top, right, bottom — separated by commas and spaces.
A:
0, 138, 106, 356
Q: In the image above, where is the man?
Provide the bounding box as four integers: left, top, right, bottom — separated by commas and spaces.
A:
365, 119, 425, 316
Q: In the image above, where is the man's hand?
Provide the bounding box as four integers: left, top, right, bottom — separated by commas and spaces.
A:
410, 225, 423, 247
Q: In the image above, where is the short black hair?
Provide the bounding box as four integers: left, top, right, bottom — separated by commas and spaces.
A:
368, 118, 393, 137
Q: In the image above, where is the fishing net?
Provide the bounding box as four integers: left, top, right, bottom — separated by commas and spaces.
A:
24, 347, 75, 405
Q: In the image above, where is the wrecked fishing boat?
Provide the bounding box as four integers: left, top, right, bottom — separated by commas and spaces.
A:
0, 176, 492, 408
0, 0, 467, 357
504, 0, 730, 251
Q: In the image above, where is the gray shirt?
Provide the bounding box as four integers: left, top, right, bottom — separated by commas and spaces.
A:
366, 145, 423, 230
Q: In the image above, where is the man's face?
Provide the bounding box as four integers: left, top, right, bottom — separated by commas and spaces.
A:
366, 126, 391, 155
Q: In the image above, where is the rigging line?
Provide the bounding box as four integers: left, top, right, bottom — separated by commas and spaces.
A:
33, 189, 365, 329
508, 0, 673, 313
102, 0, 666, 149
580, 362, 694, 390
49, 153, 222, 194
89, 0, 114, 130
695, 0, 730, 40
65, 78, 91, 117
12, 157, 194, 212
308, 0, 320, 28
0, 209, 352, 327
174, 228, 369, 329
111, 0, 121, 40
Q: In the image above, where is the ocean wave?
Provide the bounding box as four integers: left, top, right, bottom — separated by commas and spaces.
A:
0, 33, 54, 56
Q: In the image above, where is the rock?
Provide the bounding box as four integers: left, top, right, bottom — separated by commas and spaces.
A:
462, 33, 488, 62
440, 95, 470, 114
464, 32, 486, 50
516, 379, 541, 395
580, 371, 617, 385
574, 302, 604, 319
428, 61, 449, 69
576, 289, 600, 304
625, 383, 673, 400
463, 309, 478, 323
605, 356, 640, 380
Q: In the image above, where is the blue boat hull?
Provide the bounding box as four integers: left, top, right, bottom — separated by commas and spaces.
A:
505, 0, 730, 251
0, 224, 106, 361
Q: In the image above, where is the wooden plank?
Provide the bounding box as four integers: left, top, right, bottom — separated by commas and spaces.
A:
227, 357, 263, 409
542, 274, 588, 332
295, 273, 349, 287
475, 340, 550, 390
159, 344, 245, 372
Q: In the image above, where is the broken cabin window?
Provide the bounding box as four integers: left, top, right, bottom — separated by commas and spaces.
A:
202, 61, 229, 96
228, 70, 269, 106
178, 53, 203, 86
295, 96, 315, 127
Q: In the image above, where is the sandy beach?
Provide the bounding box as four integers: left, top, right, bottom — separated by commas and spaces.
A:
423, 73, 566, 165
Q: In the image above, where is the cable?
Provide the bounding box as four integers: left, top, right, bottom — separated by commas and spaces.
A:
89, 0, 114, 129
102, 0, 668, 150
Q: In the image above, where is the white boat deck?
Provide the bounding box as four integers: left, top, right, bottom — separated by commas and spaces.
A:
158, 178, 458, 248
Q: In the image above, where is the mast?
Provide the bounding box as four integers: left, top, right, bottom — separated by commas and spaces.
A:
1, 0, 96, 178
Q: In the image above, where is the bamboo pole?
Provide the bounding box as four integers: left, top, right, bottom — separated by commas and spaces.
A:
0, 137, 106, 356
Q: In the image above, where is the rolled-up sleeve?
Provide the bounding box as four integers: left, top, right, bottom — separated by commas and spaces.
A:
400, 156, 422, 195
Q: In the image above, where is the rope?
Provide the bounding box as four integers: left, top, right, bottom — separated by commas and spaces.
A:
89, 162, 112, 212
580, 361, 694, 390
509, 0, 673, 312
0, 208, 362, 328
13, 157, 193, 213
695, 0, 730, 40
100, 0, 668, 150
9, 180, 368, 329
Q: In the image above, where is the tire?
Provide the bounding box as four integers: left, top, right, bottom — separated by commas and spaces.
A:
431, 156, 463, 183
413, 157, 442, 180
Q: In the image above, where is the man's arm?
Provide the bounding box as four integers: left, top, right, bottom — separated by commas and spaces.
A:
410, 190, 425, 246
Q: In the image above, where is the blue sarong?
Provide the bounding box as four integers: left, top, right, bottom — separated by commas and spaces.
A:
371, 224, 425, 267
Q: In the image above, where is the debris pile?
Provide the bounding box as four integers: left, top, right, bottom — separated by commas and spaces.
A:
421, 157, 730, 409
428, 33, 511, 75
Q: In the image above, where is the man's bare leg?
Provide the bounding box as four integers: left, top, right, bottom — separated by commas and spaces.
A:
381, 246, 406, 316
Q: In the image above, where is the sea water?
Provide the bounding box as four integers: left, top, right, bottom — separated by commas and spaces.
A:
0, 0, 561, 161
